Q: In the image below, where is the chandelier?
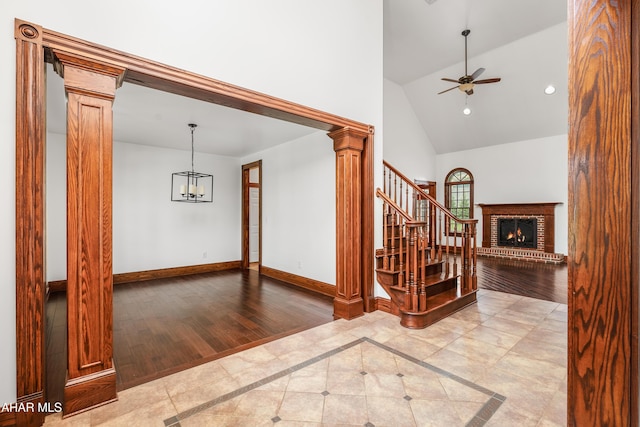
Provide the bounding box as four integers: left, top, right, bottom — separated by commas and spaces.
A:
171, 123, 213, 203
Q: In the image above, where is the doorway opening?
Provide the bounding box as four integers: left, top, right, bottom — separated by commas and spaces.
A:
242, 160, 262, 271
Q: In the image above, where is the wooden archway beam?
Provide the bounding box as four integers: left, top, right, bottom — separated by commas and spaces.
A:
40, 25, 368, 134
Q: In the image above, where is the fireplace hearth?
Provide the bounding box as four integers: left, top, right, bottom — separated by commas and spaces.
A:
477, 202, 563, 263
497, 218, 537, 248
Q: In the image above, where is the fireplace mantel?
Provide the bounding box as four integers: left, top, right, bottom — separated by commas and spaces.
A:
477, 202, 562, 261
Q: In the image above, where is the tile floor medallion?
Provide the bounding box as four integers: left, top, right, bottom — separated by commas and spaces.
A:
43, 290, 568, 426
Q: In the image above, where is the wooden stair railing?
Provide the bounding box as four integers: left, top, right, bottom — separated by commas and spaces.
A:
375, 161, 478, 328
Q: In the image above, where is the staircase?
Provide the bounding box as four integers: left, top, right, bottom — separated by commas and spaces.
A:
376, 161, 478, 328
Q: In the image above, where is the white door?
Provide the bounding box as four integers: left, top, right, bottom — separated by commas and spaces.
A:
249, 187, 260, 263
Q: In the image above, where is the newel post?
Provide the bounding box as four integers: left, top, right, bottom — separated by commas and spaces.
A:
52, 50, 125, 416
329, 127, 368, 320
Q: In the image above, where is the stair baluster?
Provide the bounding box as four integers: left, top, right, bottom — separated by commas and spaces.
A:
375, 161, 478, 329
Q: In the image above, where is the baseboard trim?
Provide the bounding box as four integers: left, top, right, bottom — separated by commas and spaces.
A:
0, 408, 16, 427
47, 261, 242, 293
260, 266, 335, 297
1, 391, 47, 427
63, 367, 117, 418
375, 297, 392, 313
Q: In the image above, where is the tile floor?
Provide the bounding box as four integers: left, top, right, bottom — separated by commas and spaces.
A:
43, 289, 567, 426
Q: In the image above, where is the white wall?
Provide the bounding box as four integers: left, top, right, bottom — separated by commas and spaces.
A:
46, 135, 241, 281
436, 134, 568, 255
242, 131, 336, 285
45, 133, 67, 281
383, 78, 437, 181
113, 141, 241, 273
1, 0, 383, 404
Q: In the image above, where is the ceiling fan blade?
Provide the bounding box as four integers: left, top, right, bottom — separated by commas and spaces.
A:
441, 78, 460, 83
437, 86, 459, 95
470, 68, 485, 80
473, 77, 501, 84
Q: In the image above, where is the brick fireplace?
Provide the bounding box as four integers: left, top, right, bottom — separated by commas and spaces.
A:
477, 202, 564, 263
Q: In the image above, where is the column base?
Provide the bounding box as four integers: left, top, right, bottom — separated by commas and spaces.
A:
333, 296, 364, 320
64, 366, 117, 417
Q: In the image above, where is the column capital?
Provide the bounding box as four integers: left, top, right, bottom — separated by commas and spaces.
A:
329, 127, 369, 152
52, 50, 126, 99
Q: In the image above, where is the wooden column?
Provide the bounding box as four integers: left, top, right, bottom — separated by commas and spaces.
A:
330, 127, 367, 320
53, 51, 124, 416
14, 19, 46, 427
568, 0, 638, 425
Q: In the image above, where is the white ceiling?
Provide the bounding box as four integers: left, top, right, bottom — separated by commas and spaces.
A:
46, 0, 568, 156
385, 0, 568, 154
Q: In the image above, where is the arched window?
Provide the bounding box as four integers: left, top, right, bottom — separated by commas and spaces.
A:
445, 168, 474, 233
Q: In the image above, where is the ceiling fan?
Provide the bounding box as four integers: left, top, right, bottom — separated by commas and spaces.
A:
438, 29, 501, 96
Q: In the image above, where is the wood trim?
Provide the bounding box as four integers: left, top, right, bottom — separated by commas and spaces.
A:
47, 280, 67, 294
114, 262, 242, 284
14, 19, 46, 427
40, 28, 369, 135
0, 410, 16, 427
361, 131, 375, 313
62, 368, 117, 416
16, 19, 373, 425
59, 51, 123, 416
242, 160, 262, 270
632, 1, 640, 425
47, 261, 242, 292
374, 297, 392, 314
567, 1, 636, 425
330, 127, 367, 320
260, 266, 336, 297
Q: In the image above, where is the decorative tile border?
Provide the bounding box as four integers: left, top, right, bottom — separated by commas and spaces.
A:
163, 337, 505, 427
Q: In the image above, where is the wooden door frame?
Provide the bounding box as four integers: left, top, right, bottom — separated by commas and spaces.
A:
14, 18, 374, 424
242, 160, 262, 270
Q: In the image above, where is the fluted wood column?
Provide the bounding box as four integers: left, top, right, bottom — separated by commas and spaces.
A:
54, 51, 124, 416
330, 127, 368, 320
14, 19, 46, 427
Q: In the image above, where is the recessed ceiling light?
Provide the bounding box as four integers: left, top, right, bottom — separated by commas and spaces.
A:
463, 106, 472, 116
544, 85, 556, 95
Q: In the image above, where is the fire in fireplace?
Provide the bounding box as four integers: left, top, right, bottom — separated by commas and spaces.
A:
497, 218, 537, 248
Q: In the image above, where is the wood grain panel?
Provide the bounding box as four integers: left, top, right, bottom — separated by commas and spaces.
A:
632, 2, 640, 424
59, 52, 123, 416
0, 410, 16, 427
568, 1, 634, 425
330, 128, 367, 320
361, 132, 375, 313
14, 19, 46, 427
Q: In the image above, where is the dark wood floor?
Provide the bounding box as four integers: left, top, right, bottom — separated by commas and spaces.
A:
45, 257, 567, 406
476, 256, 568, 304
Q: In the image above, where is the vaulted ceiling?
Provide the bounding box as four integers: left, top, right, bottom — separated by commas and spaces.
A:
385, 0, 568, 153
46, 0, 568, 156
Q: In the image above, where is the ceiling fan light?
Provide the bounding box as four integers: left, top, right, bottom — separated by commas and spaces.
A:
544, 85, 556, 95
459, 83, 474, 93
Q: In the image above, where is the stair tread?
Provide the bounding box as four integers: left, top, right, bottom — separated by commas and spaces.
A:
375, 261, 445, 274
401, 288, 476, 315
388, 274, 458, 290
